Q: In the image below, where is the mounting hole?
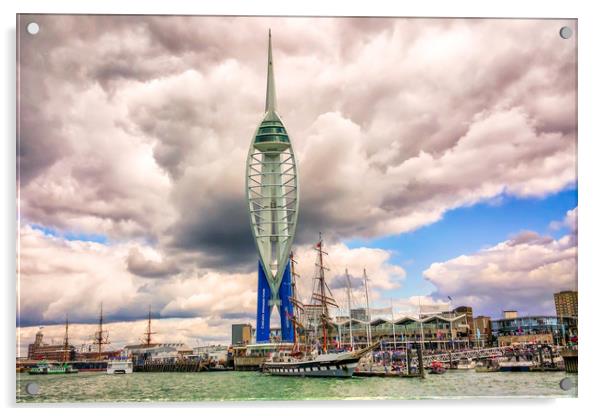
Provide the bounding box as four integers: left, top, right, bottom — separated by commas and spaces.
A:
25, 382, 40, 395
559, 26, 573, 39
27, 22, 40, 35
559, 377, 574, 391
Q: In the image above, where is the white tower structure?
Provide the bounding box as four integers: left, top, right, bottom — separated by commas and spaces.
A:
245, 30, 299, 341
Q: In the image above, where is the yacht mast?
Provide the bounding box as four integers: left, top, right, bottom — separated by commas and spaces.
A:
289, 251, 304, 352
363, 268, 372, 345
346, 269, 354, 351
390, 299, 397, 351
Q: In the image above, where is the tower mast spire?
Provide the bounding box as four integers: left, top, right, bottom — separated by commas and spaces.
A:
265, 28, 277, 113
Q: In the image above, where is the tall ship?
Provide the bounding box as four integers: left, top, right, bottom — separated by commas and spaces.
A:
28, 315, 79, 375
263, 236, 376, 377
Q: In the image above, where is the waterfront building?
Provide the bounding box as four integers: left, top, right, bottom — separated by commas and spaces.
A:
453, 306, 474, 341
124, 342, 192, 364
75, 350, 122, 361
335, 313, 471, 351
473, 315, 492, 347
231, 324, 252, 345
554, 290, 578, 318
491, 315, 577, 346
27, 329, 76, 361
503, 310, 518, 319
246, 30, 299, 343
193, 345, 229, 364
350, 308, 368, 321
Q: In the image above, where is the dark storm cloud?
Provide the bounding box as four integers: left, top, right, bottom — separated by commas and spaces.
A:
221, 312, 255, 320
126, 247, 181, 278
169, 196, 257, 270
17, 104, 68, 185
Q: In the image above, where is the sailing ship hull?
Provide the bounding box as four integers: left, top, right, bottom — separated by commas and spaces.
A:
263, 356, 360, 377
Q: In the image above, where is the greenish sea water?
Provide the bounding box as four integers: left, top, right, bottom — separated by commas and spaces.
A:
16, 370, 577, 403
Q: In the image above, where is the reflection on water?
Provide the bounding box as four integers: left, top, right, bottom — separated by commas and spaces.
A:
16, 370, 577, 402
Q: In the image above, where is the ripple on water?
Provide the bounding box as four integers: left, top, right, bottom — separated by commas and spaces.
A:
16, 370, 577, 402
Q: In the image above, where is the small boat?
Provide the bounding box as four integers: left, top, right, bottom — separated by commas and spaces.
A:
429, 361, 446, 374
453, 358, 476, 370
498, 357, 535, 372
475, 358, 500, 372
107, 359, 133, 374
28, 361, 78, 375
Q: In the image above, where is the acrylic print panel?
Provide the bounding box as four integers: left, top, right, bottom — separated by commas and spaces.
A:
16, 14, 577, 402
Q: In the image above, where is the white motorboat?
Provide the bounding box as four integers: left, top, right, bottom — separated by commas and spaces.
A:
107, 359, 133, 374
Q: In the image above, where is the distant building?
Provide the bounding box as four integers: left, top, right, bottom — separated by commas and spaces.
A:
124, 342, 186, 356
453, 306, 474, 341
75, 350, 122, 361
473, 316, 492, 347
27, 329, 75, 361
124, 342, 191, 365
491, 315, 576, 346
502, 310, 518, 319
350, 308, 368, 321
193, 345, 228, 363
554, 290, 578, 318
231, 324, 252, 345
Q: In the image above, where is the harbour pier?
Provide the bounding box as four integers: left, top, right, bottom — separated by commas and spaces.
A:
134, 359, 210, 373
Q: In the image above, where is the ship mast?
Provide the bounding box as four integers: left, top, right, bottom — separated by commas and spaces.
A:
310, 234, 338, 353
144, 305, 156, 347
363, 268, 373, 345
63, 314, 70, 362
288, 251, 305, 352
346, 269, 354, 351
94, 302, 110, 360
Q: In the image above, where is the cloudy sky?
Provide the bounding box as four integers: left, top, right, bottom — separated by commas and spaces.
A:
16, 15, 577, 354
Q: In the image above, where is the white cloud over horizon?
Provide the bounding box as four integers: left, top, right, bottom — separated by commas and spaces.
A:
17, 16, 577, 342
423, 208, 578, 317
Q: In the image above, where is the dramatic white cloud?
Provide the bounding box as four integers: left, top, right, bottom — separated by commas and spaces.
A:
18, 16, 577, 246
16, 16, 577, 339
423, 209, 578, 317
17, 225, 405, 350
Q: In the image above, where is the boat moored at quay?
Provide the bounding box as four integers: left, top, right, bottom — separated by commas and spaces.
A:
107, 359, 133, 374
263, 343, 377, 377
28, 361, 78, 375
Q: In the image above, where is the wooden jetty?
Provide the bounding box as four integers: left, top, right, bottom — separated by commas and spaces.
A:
134, 360, 213, 372
355, 346, 425, 378
560, 349, 578, 373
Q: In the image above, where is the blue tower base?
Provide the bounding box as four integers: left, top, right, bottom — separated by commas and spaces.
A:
256, 260, 294, 343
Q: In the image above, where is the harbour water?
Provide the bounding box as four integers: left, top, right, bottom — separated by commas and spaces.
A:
17, 371, 577, 402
